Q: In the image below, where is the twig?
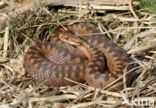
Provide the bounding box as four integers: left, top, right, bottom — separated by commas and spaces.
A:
128, 39, 156, 54
28, 94, 77, 108
128, 0, 139, 19
68, 100, 116, 108
124, 29, 156, 50
3, 27, 9, 58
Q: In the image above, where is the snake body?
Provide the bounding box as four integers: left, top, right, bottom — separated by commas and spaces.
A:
24, 23, 130, 91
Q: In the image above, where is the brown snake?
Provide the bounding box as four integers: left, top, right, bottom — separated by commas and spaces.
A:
24, 23, 130, 91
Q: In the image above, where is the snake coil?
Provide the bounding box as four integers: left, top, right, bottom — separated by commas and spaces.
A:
24, 23, 131, 91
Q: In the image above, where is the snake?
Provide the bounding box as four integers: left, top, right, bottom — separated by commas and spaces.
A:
24, 23, 130, 91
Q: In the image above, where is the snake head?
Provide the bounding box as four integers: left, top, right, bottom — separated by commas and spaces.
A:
59, 32, 83, 46
59, 32, 92, 60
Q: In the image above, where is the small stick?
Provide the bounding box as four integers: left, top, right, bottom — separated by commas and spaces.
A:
3, 27, 9, 58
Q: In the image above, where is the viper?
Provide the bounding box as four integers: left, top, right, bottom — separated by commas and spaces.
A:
24, 23, 131, 91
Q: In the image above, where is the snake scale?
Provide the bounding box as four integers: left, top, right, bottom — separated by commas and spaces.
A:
24, 23, 130, 91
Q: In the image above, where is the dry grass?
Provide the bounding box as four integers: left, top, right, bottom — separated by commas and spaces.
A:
0, 1, 156, 108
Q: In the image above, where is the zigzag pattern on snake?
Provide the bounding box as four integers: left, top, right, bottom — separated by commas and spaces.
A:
24, 23, 130, 91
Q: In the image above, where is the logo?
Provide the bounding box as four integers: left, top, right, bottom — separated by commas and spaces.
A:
122, 97, 155, 107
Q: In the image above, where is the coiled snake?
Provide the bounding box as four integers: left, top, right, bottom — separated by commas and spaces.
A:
24, 23, 130, 91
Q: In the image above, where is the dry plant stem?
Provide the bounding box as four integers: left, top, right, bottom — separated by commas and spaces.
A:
0, 58, 8, 62
111, 101, 123, 108
28, 94, 78, 108
43, 0, 138, 6
67, 90, 93, 105
132, 69, 148, 99
45, 8, 67, 30
3, 27, 9, 58
0, 79, 12, 89
145, 55, 155, 60
64, 78, 92, 88
11, 79, 52, 107
98, 22, 112, 39
0, 64, 15, 75
128, 39, 156, 54
0, 0, 138, 18
146, 86, 156, 96
128, 0, 138, 19
124, 29, 156, 51
102, 66, 140, 90
84, 5, 130, 11
105, 15, 154, 22
64, 78, 122, 97
0, 0, 133, 26
132, 58, 149, 69
42, 0, 139, 10
0, 0, 8, 9
122, 66, 129, 105
69, 100, 116, 108
92, 89, 100, 101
